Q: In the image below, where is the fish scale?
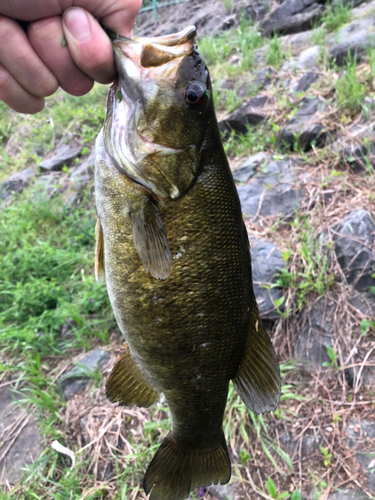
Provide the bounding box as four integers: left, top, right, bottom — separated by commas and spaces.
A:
95, 25, 280, 500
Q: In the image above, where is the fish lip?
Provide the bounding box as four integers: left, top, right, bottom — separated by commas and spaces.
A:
136, 129, 184, 155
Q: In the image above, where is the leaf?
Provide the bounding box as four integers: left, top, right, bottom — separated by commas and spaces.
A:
265, 477, 278, 498
291, 491, 302, 500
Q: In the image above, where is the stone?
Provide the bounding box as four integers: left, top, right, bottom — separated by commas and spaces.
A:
293, 71, 320, 93
69, 149, 95, 185
277, 97, 327, 151
237, 159, 305, 219
345, 419, 375, 495
333, 209, 375, 291
208, 483, 236, 500
332, 122, 375, 172
296, 45, 320, 70
59, 350, 110, 400
0, 386, 43, 485
0, 168, 35, 200
261, 0, 325, 37
295, 297, 336, 368
327, 16, 375, 66
232, 152, 271, 182
39, 143, 82, 172
328, 490, 369, 500
218, 96, 268, 139
237, 68, 275, 98
250, 237, 286, 319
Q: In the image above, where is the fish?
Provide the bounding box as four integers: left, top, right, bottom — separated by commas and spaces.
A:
94, 25, 281, 500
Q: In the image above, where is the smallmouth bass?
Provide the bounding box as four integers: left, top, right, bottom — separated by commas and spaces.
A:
95, 25, 280, 500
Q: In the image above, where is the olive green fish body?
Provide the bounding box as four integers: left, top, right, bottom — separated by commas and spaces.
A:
95, 26, 280, 500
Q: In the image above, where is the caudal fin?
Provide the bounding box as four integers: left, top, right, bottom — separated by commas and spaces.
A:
143, 432, 231, 500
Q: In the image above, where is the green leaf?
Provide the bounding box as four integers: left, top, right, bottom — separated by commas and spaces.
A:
291, 490, 302, 500
265, 477, 278, 498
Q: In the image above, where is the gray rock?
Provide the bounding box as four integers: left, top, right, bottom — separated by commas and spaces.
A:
332, 122, 375, 172
237, 159, 305, 219
208, 483, 236, 500
0, 168, 35, 200
0, 387, 43, 485
232, 152, 271, 182
277, 97, 327, 151
69, 149, 95, 184
345, 419, 375, 495
237, 68, 275, 98
295, 297, 336, 368
333, 209, 375, 291
296, 45, 320, 69
250, 237, 286, 319
327, 16, 375, 66
261, 0, 324, 37
293, 71, 320, 93
39, 143, 82, 172
219, 96, 268, 139
328, 490, 369, 500
59, 350, 110, 400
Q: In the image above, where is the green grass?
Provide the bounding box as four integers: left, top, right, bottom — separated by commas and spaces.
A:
265, 34, 285, 69
335, 52, 367, 116
0, 85, 107, 182
323, 1, 352, 32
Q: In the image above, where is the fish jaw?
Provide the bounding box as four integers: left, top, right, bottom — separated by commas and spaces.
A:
103, 25, 212, 200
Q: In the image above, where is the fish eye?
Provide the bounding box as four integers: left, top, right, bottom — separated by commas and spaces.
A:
184, 83, 205, 109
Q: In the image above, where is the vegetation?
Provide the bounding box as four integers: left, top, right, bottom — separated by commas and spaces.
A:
1, 2, 375, 499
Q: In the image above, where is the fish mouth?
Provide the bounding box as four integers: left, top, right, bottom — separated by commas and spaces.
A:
136, 129, 183, 156
109, 26, 197, 68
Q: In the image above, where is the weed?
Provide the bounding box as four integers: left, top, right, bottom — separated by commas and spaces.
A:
265, 34, 285, 69
322, 346, 339, 368
323, 1, 352, 32
336, 52, 367, 116
319, 445, 333, 467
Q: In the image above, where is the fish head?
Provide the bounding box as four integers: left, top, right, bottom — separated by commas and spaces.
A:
103, 26, 213, 199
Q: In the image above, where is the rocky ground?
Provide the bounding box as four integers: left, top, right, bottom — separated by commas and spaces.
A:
1, 0, 375, 499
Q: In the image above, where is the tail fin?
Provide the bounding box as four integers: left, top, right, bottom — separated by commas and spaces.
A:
143, 432, 231, 500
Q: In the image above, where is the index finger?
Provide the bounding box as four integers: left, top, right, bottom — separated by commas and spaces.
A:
0, 0, 142, 36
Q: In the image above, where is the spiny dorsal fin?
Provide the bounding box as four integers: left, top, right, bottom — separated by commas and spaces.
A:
131, 201, 173, 280
106, 343, 159, 408
232, 314, 281, 414
95, 219, 105, 284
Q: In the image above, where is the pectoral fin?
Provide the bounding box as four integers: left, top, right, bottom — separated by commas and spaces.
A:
95, 219, 105, 284
106, 343, 159, 408
131, 201, 173, 280
233, 314, 281, 414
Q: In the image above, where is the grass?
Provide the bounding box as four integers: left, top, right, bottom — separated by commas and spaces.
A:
322, 1, 352, 32
1, 8, 375, 500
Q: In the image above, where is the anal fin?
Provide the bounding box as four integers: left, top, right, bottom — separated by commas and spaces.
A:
95, 219, 105, 284
131, 200, 173, 280
233, 315, 281, 414
106, 343, 159, 408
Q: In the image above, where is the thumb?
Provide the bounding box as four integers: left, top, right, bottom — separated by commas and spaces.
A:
62, 7, 115, 84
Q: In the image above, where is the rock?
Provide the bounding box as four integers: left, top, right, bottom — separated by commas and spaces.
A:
237, 68, 275, 98
208, 483, 236, 500
237, 159, 305, 219
296, 45, 320, 69
333, 209, 375, 291
0, 386, 43, 485
327, 16, 375, 66
332, 122, 375, 172
328, 490, 369, 500
0, 168, 35, 200
261, 0, 325, 37
39, 143, 82, 172
277, 97, 327, 151
250, 237, 286, 319
293, 71, 320, 93
232, 152, 271, 182
283, 431, 320, 459
218, 96, 268, 139
345, 419, 375, 495
69, 149, 95, 185
295, 297, 336, 368
59, 350, 110, 400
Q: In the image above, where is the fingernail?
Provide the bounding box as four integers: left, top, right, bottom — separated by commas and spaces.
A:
64, 8, 91, 42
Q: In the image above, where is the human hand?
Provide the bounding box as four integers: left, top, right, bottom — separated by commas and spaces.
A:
0, 0, 142, 114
